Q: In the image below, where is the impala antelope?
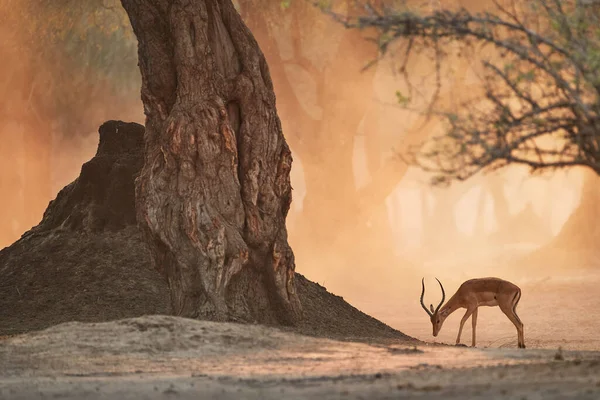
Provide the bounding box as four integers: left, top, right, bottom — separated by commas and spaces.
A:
420, 277, 525, 348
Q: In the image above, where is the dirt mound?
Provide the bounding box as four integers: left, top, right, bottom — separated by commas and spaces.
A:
0, 121, 172, 335
292, 274, 407, 341
0, 121, 412, 342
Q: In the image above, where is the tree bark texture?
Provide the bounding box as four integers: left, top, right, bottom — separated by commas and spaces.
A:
120, 0, 301, 324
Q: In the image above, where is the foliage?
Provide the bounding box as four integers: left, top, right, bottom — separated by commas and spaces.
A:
0, 0, 139, 136
335, 0, 600, 185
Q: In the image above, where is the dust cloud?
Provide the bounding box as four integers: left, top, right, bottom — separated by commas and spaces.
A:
252, 0, 600, 349
1, 0, 598, 349
0, 0, 143, 248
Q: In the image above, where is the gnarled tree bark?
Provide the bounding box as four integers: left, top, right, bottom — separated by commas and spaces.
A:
120, 0, 301, 324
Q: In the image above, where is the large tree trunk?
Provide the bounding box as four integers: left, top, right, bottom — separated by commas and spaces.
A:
120, 0, 301, 324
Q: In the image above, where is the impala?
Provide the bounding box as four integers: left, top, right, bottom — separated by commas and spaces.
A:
420, 277, 525, 348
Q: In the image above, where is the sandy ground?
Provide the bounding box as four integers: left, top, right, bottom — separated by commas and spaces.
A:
2, 315, 600, 399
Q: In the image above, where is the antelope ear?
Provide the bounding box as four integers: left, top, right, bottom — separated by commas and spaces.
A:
429, 304, 434, 313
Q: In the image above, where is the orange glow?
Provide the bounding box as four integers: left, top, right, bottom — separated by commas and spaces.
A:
1, 0, 598, 350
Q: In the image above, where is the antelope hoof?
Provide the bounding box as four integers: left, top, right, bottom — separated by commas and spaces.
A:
455, 343, 467, 347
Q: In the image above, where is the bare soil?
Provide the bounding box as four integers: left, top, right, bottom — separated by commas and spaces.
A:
2, 315, 600, 399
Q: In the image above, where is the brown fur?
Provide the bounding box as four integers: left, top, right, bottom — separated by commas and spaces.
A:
421, 277, 525, 348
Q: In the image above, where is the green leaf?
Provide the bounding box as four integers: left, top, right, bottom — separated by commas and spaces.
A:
532, 118, 545, 126
314, 0, 331, 10
395, 90, 411, 106
516, 70, 535, 83
503, 63, 514, 72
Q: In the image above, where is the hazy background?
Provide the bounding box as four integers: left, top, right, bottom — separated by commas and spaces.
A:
2, 0, 599, 348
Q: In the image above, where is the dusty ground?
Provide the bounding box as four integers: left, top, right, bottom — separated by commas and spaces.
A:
2, 315, 600, 399
351, 272, 600, 351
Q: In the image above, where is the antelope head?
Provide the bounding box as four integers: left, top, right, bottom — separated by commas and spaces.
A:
420, 277, 447, 337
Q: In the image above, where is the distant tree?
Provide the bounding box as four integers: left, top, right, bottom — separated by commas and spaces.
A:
334, 0, 600, 184
326, 0, 600, 271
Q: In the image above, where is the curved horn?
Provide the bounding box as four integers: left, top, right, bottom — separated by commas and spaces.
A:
434, 277, 446, 314
420, 278, 433, 317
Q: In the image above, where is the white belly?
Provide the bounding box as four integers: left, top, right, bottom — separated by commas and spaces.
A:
478, 299, 499, 307
476, 292, 500, 307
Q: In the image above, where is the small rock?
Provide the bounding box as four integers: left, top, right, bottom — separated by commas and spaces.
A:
555, 347, 564, 361
163, 384, 178, 395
